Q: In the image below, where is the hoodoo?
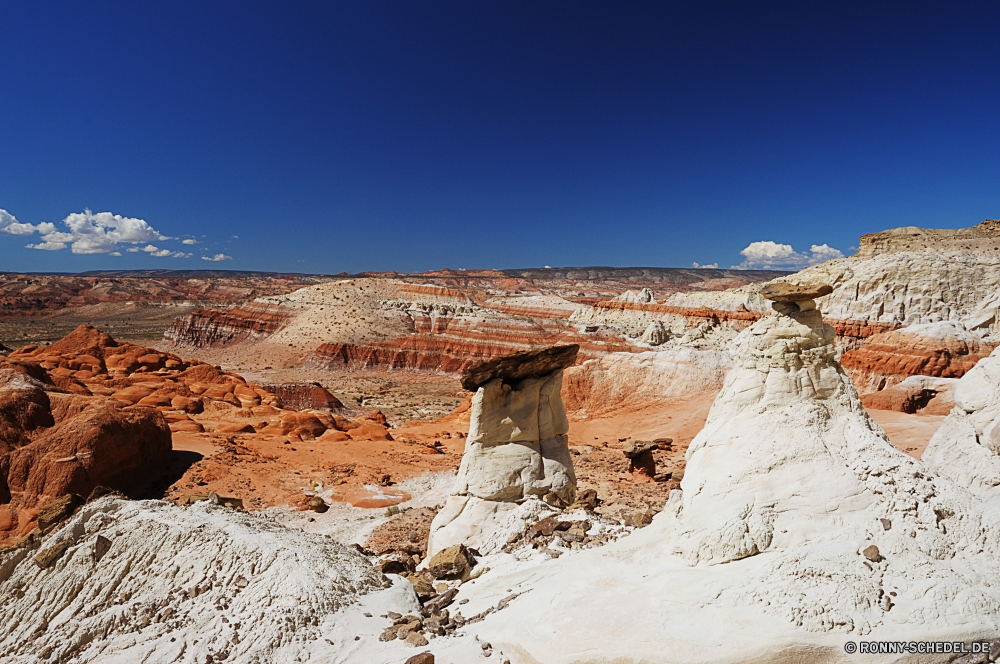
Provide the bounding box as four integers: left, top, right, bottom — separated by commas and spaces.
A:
446, 283, 1000, 663
426, 345, 579, 557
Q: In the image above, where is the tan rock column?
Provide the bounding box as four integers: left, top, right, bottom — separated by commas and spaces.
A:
427, 345, 579, 557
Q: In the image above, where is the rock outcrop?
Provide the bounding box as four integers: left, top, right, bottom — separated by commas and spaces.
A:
447, 290, 1000, 663
163, 303, 293, 348
0, 352, 172, 542
841, 320, 996, 394
427, 346, 579, 556
923, 346, 1000, 494
0, 497, 396, 663
258, 382, 344, 411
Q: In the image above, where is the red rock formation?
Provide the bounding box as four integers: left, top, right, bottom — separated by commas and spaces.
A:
840, 328, 996, 393
0, 272, 325, 316
0, 382, 171, 541
163, 304, 293, 348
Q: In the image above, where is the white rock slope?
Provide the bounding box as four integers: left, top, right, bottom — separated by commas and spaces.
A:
446, 296, 1000, 663
0, 497, 393, 664
923, 346, 1000, 494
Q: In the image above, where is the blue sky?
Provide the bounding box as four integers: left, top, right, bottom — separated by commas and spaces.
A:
1, 2, 998, 273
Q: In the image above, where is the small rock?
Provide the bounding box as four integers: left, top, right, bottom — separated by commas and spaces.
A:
629, 510, 654, 528
94, 535, 112, 562
37, 494, 85, 533
377, 558, 411, 575
404, 653, 435, 664
527, 516, 567, 538
378, 627, 397, 642
566, 488, 599, 511
879, 518, 891, 531
427, 544, 475, 580
403, 572, 436, 600
307, 496, 328, 513
35, 539, 72, 569
622, 440, 658, 458
405, 631, 429, 647
424, 588, 458, 614
862, 545, 881, 563
435, 582, 449, 594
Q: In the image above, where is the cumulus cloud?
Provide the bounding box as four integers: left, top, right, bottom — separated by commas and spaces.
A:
202, 253, 232, 262
0, 209, 43, 236
2, 207, 173, 254
142, 245, 191, 258
0, 206, 204, 259
692, 261, 719, 269
732, 241, 844, 270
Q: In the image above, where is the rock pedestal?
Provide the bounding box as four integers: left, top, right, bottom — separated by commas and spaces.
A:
427, 346, 579, 557
623, 440, 657, 479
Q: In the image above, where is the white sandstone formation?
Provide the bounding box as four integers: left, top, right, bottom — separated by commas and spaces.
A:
440, 290, 1000, 663
427, 350, 578, 557
639, 319, 671, 345
0, 497, 402, 664
613, 287, 656, 304
923, 346, 1000, 494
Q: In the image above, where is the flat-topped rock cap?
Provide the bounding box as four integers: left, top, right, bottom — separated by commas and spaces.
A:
461, 344, 579, 391
760, 282, 834, 302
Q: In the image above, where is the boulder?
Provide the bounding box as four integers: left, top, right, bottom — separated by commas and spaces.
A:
923, 345, 1000, 493
460, 344, 579, 391
640, 320, 671, 346
36, 493, 84, 533
623, 440, 657, 479
426, 544, 475, 580
759, 281, 834, 302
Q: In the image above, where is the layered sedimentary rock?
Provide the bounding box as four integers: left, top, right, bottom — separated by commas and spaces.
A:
258, 382, 344, 411
840, 321, 996, 392
923, 346, 1000, 494
163, 303, 293, 348
453, 289, 1000, 664
427, 346, 578, 557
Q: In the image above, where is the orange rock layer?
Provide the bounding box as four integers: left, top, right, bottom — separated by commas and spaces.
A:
163, 304, 293, 348
840, 329, 997, 393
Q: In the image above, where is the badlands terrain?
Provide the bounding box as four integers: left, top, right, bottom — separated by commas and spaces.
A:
3, 223, 1000, 662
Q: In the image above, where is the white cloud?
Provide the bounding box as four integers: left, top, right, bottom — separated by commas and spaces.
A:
6, 208, 170, 254
142, 245, 190, 258
692, 261, 719, 269
0, 207, 208, 258
202, 253, 232, 262
0, 209, 43, 236
732, 241, 844, 270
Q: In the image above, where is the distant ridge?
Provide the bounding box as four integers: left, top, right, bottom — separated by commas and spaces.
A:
1, 266, 792, 281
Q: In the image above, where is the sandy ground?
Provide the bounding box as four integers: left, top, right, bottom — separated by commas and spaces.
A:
868, 409, 946, 459
159, 386, 948, 527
